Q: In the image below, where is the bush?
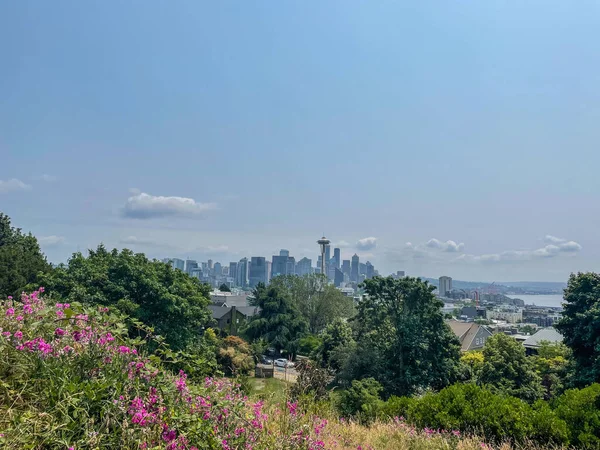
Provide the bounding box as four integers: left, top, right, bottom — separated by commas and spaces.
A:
0, 289, 332, 449
336, 378, 383, 424
553, 384, 600, 448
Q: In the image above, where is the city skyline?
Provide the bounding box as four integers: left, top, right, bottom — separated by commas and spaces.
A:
1, 2, 597, 282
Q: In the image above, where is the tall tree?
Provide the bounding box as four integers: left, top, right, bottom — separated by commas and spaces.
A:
478, 333, 544, 402
269, 274, 355, 333
341, 276, 461, 398
317, 318, 355, 371
244, 283, 308, 354
556, 272, 600, 386
0, 213, 50, 298
39, 245, 213, 351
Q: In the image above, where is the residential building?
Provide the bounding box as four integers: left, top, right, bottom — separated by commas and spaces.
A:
249, 257, 268, 287
295, 257, 313, 276
351, 254, 359, 283
439, 276, 452, 297
209, 305, 260, 334
522, 327, 563, 355
447, 320, 493, 352
487, 309, 523, 323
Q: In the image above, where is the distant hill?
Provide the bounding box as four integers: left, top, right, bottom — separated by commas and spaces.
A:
421, 278, 566, 293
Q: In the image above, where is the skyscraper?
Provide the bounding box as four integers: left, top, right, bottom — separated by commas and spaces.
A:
185, 259, 198, 276
213, 262, 222, 276
342, 260, 351, 277
351, 254, 359, 283
272, 250, 296, 279
333, 248, 341, 269
164, 258, 185, 271
295, 257, 313, 276
236, 258, 249, 288
279, 249, 290, 257
208, 259, 213, 270
366, 261, 375, 279
249, 257, 267, 287
334, 268, 344, 287
439, 276, 453, 297
229, 262, 238, 282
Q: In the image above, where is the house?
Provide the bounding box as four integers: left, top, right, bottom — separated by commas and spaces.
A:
446, 320, 492, 352
522, 327, 563, 355
209, 305, 259, 334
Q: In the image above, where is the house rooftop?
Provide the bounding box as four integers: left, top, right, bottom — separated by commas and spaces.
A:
523, 327, 563, 348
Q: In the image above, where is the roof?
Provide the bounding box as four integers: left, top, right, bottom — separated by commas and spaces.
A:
209, 305, 260, 320
446, 320, 491, 352
523, 327, 563, 348
209, 305, 231, 319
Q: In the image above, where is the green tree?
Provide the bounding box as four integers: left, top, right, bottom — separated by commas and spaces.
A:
336, 378, 383, 424
479, 333, 544, 402
532, 341, 573, 399
244, 283, 308, 355
555, 272, 600, 386
217, 335, 255, 376
317, 318, 355, 371
0, 213, 50, 298
269, 274, 355, 333
341, 276, 461, 398
219, 283, 231, 292
39, 245, 213, 352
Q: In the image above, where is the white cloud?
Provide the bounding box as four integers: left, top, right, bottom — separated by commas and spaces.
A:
120, 236, 161, 246
332, 240, 351, 248
0, 178, 32, 193
356, 237, 377, 251
38, 235, 66, 246
456, 236, 582, 264
121, 192, 217, 219
426, 238, 465, 253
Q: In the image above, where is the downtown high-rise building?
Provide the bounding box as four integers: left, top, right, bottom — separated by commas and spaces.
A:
249, 257, 268, 287
439, 276, 453, 297
295, 257, 312, 276
213, 262, 222, 276
164, 258, 185, 271
236, 258, 249, 288
334, 268, 344, 287
229, 262, 238, 281
333, 248, 341, 269
272, 249, 295, 278
185, 259, 198, 276
342, 260, 351, 277
351, 254, 359, 283
366, 261, 375, 279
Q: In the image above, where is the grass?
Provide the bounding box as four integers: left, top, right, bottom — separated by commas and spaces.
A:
249, 376, 290, 403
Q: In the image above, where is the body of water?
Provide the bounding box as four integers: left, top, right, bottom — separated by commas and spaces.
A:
506, 294, 564, 308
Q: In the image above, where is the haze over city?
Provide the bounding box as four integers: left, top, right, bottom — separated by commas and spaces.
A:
2, 1, 599, 281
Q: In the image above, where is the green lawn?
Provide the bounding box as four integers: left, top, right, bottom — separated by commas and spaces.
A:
248, 377, 290, 404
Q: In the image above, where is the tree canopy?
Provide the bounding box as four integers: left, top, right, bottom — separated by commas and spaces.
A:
556, 272, 600, 386
0, 212, 50, 298
479, 333, 544, 402
244, 283, 308, 355
39, 245, 212, 351
340, 276, 461, 398
268, 274, 355, 334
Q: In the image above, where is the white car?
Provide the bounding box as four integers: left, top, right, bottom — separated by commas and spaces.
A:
274, 358, 294, 368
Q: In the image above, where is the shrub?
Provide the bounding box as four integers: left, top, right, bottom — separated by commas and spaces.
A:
336, 378, 383, 424
553, 384, 600, 448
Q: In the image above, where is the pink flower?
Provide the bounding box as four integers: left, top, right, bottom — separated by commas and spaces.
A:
55, 328, 66, 337
5, 308, 14, 316
15, 315, 24, 321
14, 331, 23, 340
7, 296, 12, 300
23, 304, 33, 314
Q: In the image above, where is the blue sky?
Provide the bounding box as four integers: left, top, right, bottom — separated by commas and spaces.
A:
1, 1, 598, 281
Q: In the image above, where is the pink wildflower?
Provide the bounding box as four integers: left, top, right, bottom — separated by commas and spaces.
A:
55, 328, 66, 337
14, 331, 23, 340
5, 308, 14, 316
15, 315, 24, 321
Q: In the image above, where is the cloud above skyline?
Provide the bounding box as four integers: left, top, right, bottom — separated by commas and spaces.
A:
356, 237, 377, 251
38, 235, 66, 246
0, 178, 32, 194
121, 192, 217, 219
35, 174, 58, 182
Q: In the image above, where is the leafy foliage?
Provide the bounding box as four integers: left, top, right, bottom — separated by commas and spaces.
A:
39, 245, 213, 352
340, 276, 461, 397
531, 341, 573, 399
217, 335, 255, 376
244, 283, 308, 355
0, 212, 50, 298
556, 272, 600, 386
479, 333, 544, 402
268, 274, 355, 334
316, 318, 355, 371
290, 359, 333, 400
336, 378, 383, 424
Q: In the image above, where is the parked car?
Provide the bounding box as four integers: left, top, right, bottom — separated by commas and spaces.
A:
274, 358, 294, 368
259, 355, 273, 365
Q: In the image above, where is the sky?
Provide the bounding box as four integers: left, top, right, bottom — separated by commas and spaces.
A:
1, 1, 599, 282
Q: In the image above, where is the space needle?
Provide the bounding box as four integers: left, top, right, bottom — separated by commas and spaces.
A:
317, 236, 330, 276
